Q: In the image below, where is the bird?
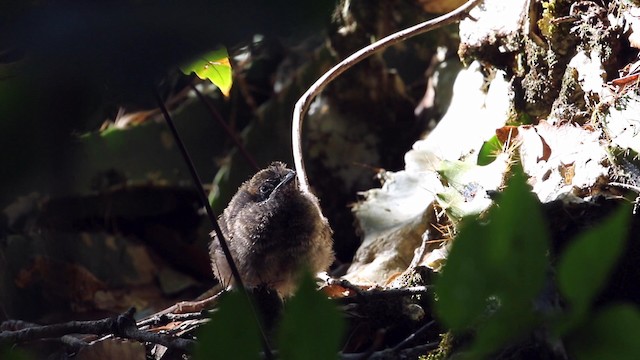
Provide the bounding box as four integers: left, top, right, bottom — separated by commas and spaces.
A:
209, 162, 334, 297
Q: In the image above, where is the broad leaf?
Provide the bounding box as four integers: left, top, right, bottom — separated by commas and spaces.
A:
180, 47, 233, 97
435, 168, 549, 356
557, 205, 630, 319
477, 135, 503, 166
277, 272, 345, 360
195, 291, 261, 360
566, 304, 640, 360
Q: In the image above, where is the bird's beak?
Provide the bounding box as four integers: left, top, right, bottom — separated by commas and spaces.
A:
272, 170, 296, 196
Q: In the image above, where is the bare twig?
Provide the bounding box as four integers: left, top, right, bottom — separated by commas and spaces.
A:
291, 0, 484, 194
391, 320, 436, 352
153, 90, 242, 290
340, 342, 440, 360
0, 320, 88, 351
137, 311, 212, 330
117, 315, 196, 351
0, 308, 195, 352
154, 90, 274, 358
0, 318, 115, 343
339, 320, 439, 360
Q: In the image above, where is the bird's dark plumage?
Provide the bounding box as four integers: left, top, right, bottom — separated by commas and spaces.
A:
209, 162, 334, 296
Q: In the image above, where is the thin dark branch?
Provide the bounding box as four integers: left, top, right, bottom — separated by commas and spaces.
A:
392, 320, 436, 352
117, 322, 196, 352
339, 340, 440, 360
58, 334, 89, 352
0, 308, 195, 352
137, 311, 213, 329
153, 90, 240, 287
1, 320, 89, 351
190, 83, 260, 171
153, 89, 273, 358
0, 318, 117, 343
291, 0, 484, 194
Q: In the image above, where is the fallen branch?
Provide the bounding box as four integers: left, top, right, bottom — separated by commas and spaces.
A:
0, 308, 196, 352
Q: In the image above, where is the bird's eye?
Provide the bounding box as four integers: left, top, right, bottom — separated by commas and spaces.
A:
259, 182, 275, 198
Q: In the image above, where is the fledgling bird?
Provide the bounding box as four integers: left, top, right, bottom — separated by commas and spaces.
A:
209, 162, 334, 296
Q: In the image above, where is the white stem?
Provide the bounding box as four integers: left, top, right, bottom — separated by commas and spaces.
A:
291, 0, 484, 194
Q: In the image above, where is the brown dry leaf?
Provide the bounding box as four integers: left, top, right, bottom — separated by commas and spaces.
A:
149, 321, 184, 333
321, 283, 353, 298
125, 244, 158, 285
560, 162, 576, 185
346, 172, 437, 285
495, 126, 519, 145
346, 62, 510, 285
92, 289, 151, 313
417, 244, 449, 271
15, 256, 107, 310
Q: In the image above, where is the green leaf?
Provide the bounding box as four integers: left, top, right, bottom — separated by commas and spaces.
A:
557, 205, 630, 318
435, 153, 509, 222
516, 112, 534, 125
566, 304, 640, 360
180, 47, 233, 97
195, 291, 262, 360
435, 168, 549, 356
477, 135, 503, 166
472, 303, 537, 356
277, 271, 345, 360
434, 220, 493, 330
